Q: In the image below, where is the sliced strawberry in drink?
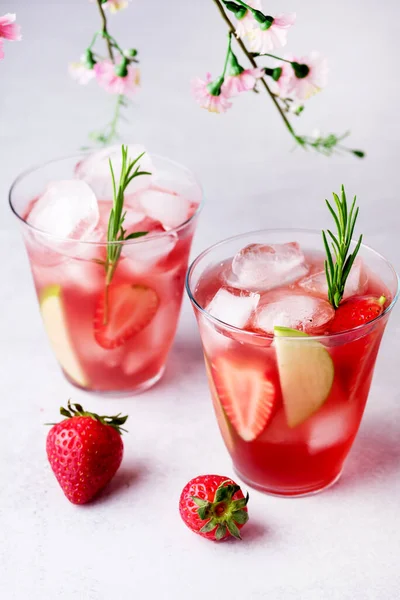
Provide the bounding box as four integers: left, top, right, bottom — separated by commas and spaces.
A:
330, 295, 386, 334
94, 284, 159, 349
212, 355, 276, 442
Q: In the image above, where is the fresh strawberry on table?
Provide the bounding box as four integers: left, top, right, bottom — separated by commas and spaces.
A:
46, 401, 128, 505
179, 475, 249, 541
330, 295, 386, 333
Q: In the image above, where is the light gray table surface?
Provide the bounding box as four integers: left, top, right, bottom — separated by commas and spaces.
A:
1, 1, 400, 598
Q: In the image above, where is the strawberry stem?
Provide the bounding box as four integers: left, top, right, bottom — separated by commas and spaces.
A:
192, 480, 249, 540
59, 400, 128, 434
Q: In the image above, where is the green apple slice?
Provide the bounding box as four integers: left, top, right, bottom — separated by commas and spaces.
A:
274, 326, 334, 428
40, 285, 89, 387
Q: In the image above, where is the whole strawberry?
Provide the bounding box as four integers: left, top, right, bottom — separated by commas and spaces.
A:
179, 475, 249, 541
46, 401, 128, 505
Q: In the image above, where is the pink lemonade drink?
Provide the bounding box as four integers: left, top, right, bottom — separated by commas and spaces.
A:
10, 146, 202, 393
187, 229, 398, 496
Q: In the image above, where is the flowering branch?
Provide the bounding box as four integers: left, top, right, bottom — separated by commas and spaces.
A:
69, 0, 139, 146
192, 0, 364, 158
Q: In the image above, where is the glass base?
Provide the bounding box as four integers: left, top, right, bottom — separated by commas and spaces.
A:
233, 467, 343, 498
63, 365, 166, 397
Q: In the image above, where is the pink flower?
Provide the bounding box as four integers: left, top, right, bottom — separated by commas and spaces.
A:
247, 12, 296, 52
235, 0, 259, 38
0, 13, 21, 59
279, 53, 328, 100
223, 67, 264, 96
0, 13, 21, 41
69, 61, 96, 85
103, 0, 130, 13
94, 60, 140, 96
191, 73, 233, 114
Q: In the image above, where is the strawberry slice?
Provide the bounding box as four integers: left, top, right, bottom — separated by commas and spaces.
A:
94, 284, 159, 349
212, 355, 276, 442
330, 295, 386, 334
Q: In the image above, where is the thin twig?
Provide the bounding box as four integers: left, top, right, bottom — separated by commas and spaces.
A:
95, 0, 114, 61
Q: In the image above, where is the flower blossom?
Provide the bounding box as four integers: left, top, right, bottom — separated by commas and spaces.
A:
69, 61, 96, 85
0, 13, 21, 60
277, 53, 328, 100
223, 67, 264, 96
89, 0, 130, 13
94, 60, 140, 96
247, 13, 296, 53
191, 73, 232, 114
104, 0, 130, 13
235, 0, 258, 38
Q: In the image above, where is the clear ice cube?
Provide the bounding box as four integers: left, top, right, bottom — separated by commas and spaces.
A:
28, 180, 99, 240
227, 242, 308, 292
307, 401, 357, 454
75, 144, 153, 199
136, 187, 191, 230
122, 231, 178, 273
298, 258, 368, 300
254, 292, 335, 334
206, 288, 260, 329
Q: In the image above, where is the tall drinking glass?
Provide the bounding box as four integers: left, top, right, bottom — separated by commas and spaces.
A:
186, 230, 398, 496
10, 153, 202, 394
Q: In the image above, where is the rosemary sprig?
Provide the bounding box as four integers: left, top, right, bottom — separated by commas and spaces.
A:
103, 145, 151, 323
322, 185, 363, 308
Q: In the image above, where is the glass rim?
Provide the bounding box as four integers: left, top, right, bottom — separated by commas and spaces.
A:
8, 151, 204, 247
185, 227, 400, 341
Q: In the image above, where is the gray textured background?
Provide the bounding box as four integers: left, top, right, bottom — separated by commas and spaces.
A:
1, 1, 400, 598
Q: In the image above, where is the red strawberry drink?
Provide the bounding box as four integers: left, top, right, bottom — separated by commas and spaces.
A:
187, 217, 398, 495
10, 145, 202, 393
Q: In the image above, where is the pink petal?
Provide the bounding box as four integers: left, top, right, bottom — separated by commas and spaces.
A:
269, 25, 289, 48
0, 13, 21, 40
0, 39, 4, 60
273, 13, 296, 28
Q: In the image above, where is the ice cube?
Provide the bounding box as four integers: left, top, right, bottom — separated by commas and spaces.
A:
206, 288, 260, 329
254, 293, 334, 334
28, 180, 99, 240
76, 144, 153, 199
307, 401, 357, 454
121, 231, 178, 273
136, 187, 191, 230
298, 258, 368, 300
227, 242, 308, 292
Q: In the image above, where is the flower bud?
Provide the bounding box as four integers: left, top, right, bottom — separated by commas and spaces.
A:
272, 67, 282, 81
83, 49, 96, 69
207, 75, 225, 97
292, 62, 310, 79
352, 150, 365, 158
115, 57, 129, 77
252, 10, 273, 29
124, 48, 138, 58
223, 1, 247, 19
228, 51, 244, 76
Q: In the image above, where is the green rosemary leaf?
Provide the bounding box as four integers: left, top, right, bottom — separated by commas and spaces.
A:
327, 230, 340, 259
323, 187, 363, 308
322, 231, 334, 278
325, 199, 341, 234
125, 231, 148, 241
104, 145, 152, 296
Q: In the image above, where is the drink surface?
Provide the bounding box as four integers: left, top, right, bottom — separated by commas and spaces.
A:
22, 147, 200, 392
194, 241, 390, 495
